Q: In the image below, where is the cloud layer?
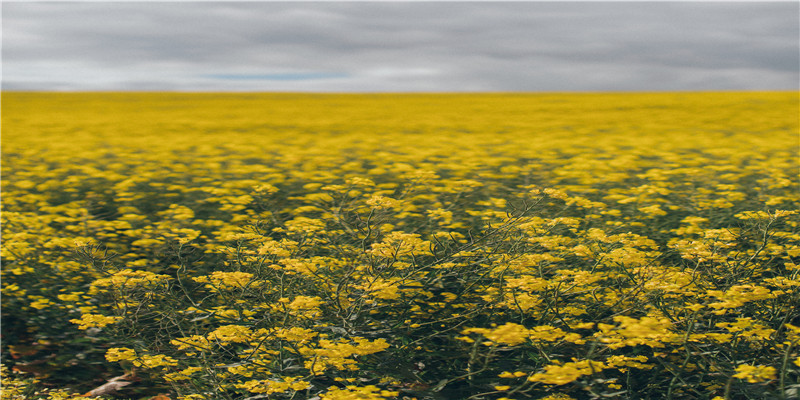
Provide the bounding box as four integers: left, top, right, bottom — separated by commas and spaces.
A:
3, 2, 798, 92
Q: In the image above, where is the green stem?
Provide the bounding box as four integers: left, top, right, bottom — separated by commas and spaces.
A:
779, 340, 796, 400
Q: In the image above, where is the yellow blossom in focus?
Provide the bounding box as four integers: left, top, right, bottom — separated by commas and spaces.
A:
105, 347, 137, 362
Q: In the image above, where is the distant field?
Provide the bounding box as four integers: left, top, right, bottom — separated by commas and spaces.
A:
1, 92, 798, 400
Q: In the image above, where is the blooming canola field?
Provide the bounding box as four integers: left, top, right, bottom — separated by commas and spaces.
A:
1, 92, 799, 400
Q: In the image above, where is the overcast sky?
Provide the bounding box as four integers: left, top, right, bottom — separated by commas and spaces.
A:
2, 1, 798, 92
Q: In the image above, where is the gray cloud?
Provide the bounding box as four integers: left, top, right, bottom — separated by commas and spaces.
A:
2, 1, 798, 91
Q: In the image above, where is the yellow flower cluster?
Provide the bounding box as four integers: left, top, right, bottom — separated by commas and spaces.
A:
368, 231, 432, 259
319, 385, 399, 400
302, 338, 391, 375
104, 347, 177, 369
733, 364, 777, 383
528, 359, 607, 385
89, 269, 170, 294
235, 376, 310, 394
461, 323, 582, 347
192, 271, 254, 290
596, 316, 678, 349
207, 325, 254, 345
68, 314, 122, 330
105, 347, 137, 362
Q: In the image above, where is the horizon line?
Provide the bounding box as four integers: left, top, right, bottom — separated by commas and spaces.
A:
3, 89, 798, 95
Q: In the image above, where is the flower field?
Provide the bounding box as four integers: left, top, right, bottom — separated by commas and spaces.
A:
1, 91, 799, 400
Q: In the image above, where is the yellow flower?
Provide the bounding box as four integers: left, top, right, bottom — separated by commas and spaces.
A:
543, 188, 568, 200
499, 371, 528, 378
69, 314, 122, 330
320, 385, 399, 400
171, 335, 210, 351
368, 231, 432, 258
638, 204, 667, 216
236, 376, 310, 394
207, 325, 253, 344
528, 360, 605, 385
105, 347, 137, 362
275, 327, 318, 343
733, 364, 776, 383
538, 395, 575, 400
463, 323, 530, 346
366, 195, 400, 209
193, 271, 254, 289
93, 269, 170, 290
57, 293, 81, 302
29, 298, 53, 310
133, 354, 178, 369
287, 295, 323, 311
164, 366, 203, 382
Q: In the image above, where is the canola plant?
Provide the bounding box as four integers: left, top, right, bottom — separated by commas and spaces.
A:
1, 92, 799, 399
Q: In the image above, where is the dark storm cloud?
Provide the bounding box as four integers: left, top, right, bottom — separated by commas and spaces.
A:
2, 1, 798, 91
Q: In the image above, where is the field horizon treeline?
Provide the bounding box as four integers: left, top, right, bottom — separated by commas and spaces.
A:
1, 91, 799, 400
